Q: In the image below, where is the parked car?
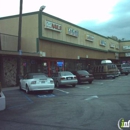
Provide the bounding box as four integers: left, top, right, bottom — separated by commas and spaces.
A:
91, 63, 117, 79
116, 63, 130, 75
19, 73, 55, 94
71, 70, 94, 84
51, 71, 78, 87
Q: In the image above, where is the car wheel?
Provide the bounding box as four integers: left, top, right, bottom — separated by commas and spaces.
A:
56, 82, 59, 88
112, 76, 115, 79
72, 84, 76, 87
26, 85, 30, 94
88, 81, 92, 84
101, 75, 106, 79
100, 75, 103, 79
48, 90, 53, 94
78, 80, 81, 84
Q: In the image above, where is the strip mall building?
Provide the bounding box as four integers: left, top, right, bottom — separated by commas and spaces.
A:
0, 11, 130, 87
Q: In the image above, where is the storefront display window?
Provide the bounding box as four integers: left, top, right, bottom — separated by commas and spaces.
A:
65, 60, 87, 71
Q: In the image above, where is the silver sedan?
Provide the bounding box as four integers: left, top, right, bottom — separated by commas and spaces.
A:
51, 71, 78, 87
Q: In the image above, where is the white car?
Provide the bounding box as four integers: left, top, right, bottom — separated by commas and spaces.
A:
19, 73, 55, 94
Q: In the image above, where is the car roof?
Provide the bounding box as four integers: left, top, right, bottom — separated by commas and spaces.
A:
59, 71, 71, 73
28, 73, 45, 75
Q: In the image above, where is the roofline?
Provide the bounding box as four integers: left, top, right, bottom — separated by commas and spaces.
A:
0, 11, 129, 41
0, 11, 39, 20
0, 11, 108, 39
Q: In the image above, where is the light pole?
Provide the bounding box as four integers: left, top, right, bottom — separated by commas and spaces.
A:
16, 0, 23, 85
38, 5, 46, 38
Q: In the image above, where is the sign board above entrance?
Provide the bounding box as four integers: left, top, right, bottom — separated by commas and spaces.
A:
110, 43, 115, 48
115, 45, 119, 50
66, 28, 79, 37
100, 40, 106, 47
85, 34, 94, 42
45, 20, 62, 32
125, 53, 130, 57
123, 46, 130, 50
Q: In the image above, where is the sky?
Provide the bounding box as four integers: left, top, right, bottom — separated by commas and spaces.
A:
0, 0, 130, 40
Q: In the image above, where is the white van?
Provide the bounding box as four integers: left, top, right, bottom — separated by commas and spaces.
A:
116, 63, 130, 75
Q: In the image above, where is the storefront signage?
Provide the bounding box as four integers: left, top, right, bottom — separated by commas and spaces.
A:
85, 34, 94, 42
57, 61, 64, 67
115, 53, 119, 59
100, 40, 106, 46
110, 43, 115, 48
125, 53, 130, 57
115, 45, 119, 49
115, 53, 119, 56
123, 46, 130, 50
45, 20, 62, 32
66, 28, 79, 37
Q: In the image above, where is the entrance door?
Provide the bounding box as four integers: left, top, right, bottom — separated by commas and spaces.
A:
43, 60, 64, 77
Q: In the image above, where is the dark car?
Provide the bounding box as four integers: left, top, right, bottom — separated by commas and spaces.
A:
72, 70, 94, 84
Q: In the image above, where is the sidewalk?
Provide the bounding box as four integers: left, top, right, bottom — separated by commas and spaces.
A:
2, 86, 19, 91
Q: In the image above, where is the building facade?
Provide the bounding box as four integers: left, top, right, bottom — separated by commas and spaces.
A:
0, 11, 130, 87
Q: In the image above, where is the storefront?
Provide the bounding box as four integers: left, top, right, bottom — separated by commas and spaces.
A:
0, 11, 129, 87
21, 56, 102, 77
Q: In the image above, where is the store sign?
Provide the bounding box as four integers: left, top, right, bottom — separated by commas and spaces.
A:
85, 34, 94, 42
110, 43, 115, 48
115, 53, 119, 59
45, 20, 62, 32
100, 40, 106, 46
125, 53, 130, 57
123, 46, 130, 50
116, 45, 119, 49
66, 28, 79, 37
115, 53, 119, 56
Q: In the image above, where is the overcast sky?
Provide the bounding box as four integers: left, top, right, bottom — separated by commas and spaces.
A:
0, 0, 129, 40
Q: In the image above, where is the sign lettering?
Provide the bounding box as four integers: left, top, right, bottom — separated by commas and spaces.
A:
66, 28, 79, 37
86, 34, 94, 42
45, 20, 62, 32
100, 40, 106, 46
123, 46, 130, 50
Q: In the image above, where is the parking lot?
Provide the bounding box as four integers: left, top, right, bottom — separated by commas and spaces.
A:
0, 74, 130, 130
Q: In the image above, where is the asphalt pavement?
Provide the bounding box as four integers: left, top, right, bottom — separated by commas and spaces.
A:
0, 74, 130, 130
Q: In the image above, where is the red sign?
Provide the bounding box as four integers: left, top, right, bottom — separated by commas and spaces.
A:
45, 20, 62, 32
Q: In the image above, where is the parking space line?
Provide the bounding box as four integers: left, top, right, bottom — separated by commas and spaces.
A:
21, 92, 34, 103
37, 94, 55, 98
7, 92, 34, 109
85, 95, 98, 101
55, 88, 69, 94
94, 82, 104, 84
76, 86, 90, 89
104, 80, 114, 81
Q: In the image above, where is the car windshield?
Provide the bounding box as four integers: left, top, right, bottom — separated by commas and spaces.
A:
28, 73, 47, 79
33, 75, 47, 78
77, 70, 89, 75
122, 64, 130, 67
60, 71, 73, 76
